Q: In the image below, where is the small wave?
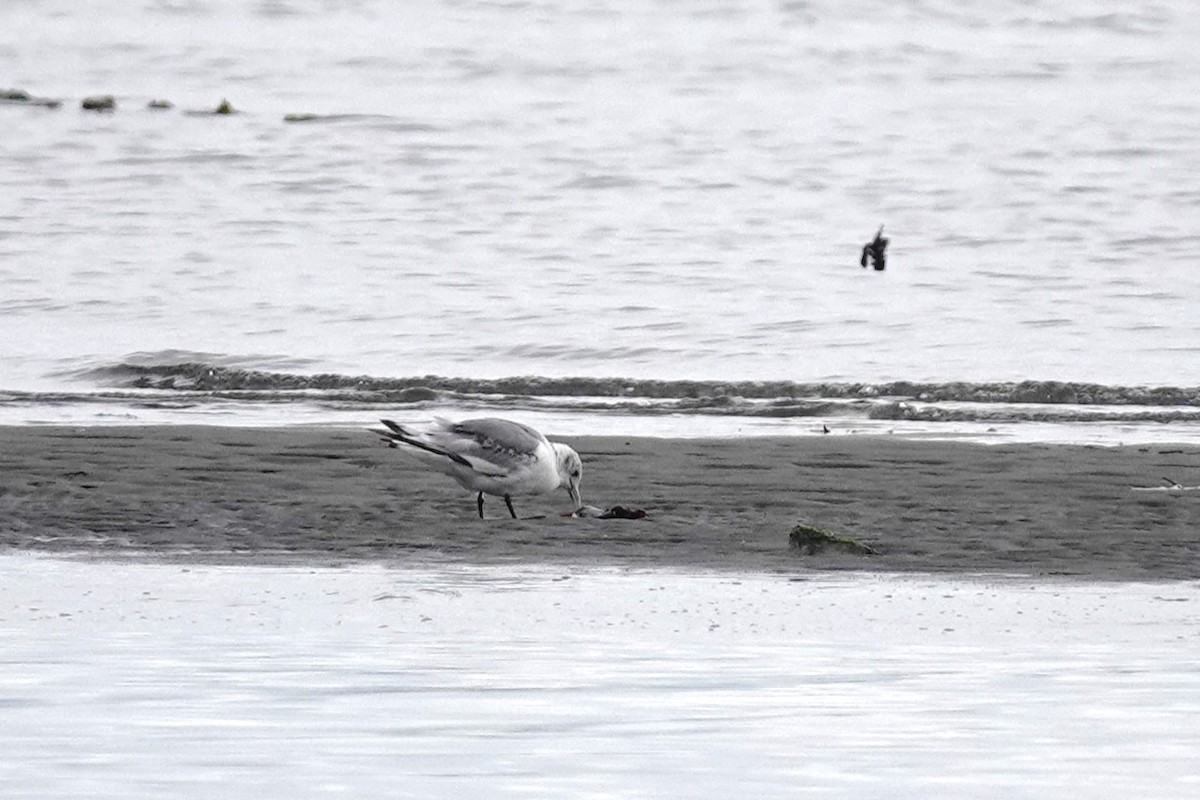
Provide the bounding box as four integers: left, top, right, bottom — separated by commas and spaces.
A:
10, 360, 1200, 433
67, 361, 1200, 407
58, 351, 322, 379
281, 113, 436, 130
24, 358, 1199, 430
557, 174, 643, 190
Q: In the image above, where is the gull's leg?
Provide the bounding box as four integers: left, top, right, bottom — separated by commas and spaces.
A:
504, 494, 517, 519
477, 492, 485, 519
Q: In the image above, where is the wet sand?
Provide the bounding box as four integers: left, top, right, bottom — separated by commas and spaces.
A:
1, 425, 1198, 579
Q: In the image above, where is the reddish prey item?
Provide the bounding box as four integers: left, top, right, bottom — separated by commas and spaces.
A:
566, 504, 648, 519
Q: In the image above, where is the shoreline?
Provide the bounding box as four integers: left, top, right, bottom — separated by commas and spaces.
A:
2, 425, 1199, 580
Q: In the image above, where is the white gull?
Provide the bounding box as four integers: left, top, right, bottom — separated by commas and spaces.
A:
370, 417, 583, 518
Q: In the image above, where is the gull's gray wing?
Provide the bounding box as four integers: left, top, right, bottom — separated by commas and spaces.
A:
438, 418, 549, 474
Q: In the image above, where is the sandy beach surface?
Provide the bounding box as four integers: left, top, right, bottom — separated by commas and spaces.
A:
2, 425, 1198, 579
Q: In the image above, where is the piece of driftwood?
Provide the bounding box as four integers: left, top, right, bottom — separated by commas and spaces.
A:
789, 523, 877, 555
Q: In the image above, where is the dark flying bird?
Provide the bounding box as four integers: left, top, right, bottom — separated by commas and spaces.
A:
370, 417, 583, 519
860, 225, 889, 271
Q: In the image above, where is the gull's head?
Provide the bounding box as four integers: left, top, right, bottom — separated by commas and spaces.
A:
552, 443, 583, 509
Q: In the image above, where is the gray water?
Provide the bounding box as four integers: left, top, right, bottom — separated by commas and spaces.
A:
3, 556, 1199, 798
4, 0, 1200, 406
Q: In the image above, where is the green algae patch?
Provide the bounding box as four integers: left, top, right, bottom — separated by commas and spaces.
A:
184, 98, 239, 117
789, 524, 877, 556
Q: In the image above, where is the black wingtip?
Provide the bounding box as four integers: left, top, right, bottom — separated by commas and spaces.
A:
372, 421, 473, 467
367, 427, 401, 448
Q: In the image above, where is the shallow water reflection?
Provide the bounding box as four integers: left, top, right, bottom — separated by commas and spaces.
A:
2, 557, 1198, 798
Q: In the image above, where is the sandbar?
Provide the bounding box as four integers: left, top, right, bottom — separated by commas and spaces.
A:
2, 425, 1198, 579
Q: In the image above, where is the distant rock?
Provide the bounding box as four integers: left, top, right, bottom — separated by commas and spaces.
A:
81, 95, 116, 111
147, 99, 174, 110
1, 88, 62, 108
